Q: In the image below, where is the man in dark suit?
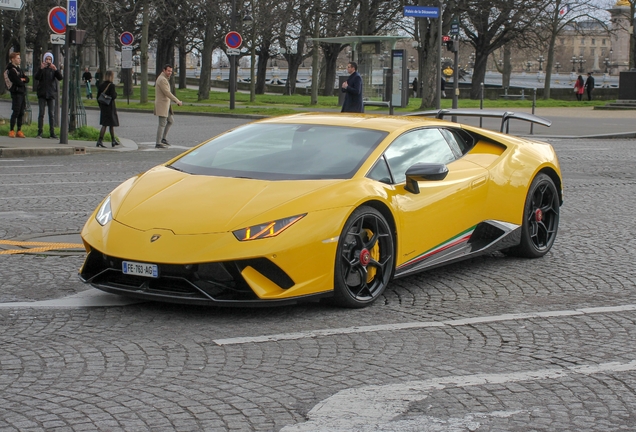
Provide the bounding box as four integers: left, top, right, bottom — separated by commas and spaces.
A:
341, 62, 363, 113
585, 72, 595, 101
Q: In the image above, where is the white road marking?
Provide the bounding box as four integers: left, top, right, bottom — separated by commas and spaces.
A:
0, 194, 102, 200
213, 304, 636, 345
0, 289, 143, 309
0, 172, 84, 176
0, 164, 62, 167
0, 181, 121, 186
281, 360, 636, 431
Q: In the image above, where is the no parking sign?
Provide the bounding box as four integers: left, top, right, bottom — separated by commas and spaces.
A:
120, 31, 134, 46
48, 6, 67, 35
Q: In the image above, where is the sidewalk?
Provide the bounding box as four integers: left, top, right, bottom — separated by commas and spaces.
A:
1, 106, 635, 158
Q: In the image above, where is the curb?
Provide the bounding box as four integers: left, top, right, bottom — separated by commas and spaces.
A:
0, 145, 80, 158
0, 137, 138, 158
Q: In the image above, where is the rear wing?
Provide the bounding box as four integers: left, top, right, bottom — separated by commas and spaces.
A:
405, 109, 551, 134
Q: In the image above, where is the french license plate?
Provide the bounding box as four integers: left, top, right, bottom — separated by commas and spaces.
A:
122, 261, 159, 278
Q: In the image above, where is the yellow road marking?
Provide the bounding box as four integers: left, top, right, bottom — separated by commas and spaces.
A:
0, 240, 85, 255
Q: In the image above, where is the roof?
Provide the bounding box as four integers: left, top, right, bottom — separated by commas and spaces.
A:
258, 112, 451, 133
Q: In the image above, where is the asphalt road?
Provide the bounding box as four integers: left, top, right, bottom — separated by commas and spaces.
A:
1, 133, 636, 429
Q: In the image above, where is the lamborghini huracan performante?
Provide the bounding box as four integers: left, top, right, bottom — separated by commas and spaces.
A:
79, 111, 563, 308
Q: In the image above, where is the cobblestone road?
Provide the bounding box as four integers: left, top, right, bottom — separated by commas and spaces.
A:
1, 134, 635, 431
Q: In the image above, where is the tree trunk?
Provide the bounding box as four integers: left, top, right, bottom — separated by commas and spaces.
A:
156, 32, 177, 77
198, 13, 215, 101
178, 38, 187, 89
256, 41, 271, 94
502, 45, 511, 90
322, 43, 342, 97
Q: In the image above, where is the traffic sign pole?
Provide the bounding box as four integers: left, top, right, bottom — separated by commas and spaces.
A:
60, 24, 71, 144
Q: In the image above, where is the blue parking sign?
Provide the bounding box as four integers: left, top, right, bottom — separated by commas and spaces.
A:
67, 0, 77, 26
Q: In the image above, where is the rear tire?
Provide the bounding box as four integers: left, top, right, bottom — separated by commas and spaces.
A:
333, 206, 394, 308
508, 173, 560, 258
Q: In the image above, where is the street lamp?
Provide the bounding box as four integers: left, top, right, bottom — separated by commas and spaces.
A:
578, 55, 586, 73
554, 62, 561, 75
537, 55, 544, 71
571, 56, 577, 72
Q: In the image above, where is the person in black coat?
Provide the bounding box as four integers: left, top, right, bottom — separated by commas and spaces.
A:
82, 67, 93, 99
96, 70, 120, 148
34, 52, 63, 139
6, 52, 30, 138
585, 72, 595, 101
341, 62, 363, 113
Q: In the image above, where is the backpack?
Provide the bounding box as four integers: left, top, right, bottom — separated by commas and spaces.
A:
4, 69, 13, 90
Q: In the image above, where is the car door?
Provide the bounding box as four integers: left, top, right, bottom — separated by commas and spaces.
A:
382, 127, 489, 271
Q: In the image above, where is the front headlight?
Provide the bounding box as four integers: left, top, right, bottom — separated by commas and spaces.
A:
233, 214, 305, 241
95, 196, 113, 226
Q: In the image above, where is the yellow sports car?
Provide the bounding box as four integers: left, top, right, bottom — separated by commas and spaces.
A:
79, 111, 562, 308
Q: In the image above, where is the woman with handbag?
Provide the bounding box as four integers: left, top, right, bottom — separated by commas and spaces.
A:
96, 70, 120, 148
574, 75, 585, 102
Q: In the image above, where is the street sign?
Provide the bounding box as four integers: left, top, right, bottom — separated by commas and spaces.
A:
0, 0, 25, 11
121, 46, 133, 69
227, 48, 240, 56
450, 17, 460, 35
120, 31, 134, 46
50, 34, 66, 44
48, 6, 67, 35
225, 31, 243, 49
403, 6, 439, 18
67, 0, 77, 26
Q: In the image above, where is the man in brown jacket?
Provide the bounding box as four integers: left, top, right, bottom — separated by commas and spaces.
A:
154, 64, 182, 148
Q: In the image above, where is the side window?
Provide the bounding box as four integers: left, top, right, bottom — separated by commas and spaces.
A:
366, 156, 393, 184
384, 128, 456, 184
440, 128, 474, 156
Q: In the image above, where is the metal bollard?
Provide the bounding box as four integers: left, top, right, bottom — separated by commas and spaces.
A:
530, 88, 537, 135
480, 82, 484, 128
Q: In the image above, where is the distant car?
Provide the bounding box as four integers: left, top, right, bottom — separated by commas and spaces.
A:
79, 111, 562, 308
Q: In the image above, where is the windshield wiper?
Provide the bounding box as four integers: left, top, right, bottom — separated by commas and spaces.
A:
166, 165, 184, 172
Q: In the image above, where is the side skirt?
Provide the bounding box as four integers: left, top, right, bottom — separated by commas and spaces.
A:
394, 220, 521, 279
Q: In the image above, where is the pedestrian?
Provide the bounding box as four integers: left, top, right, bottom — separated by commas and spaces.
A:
340, 62, 363, 113
154, 64, 183, 148
82, 67, 93, 99
5, 52, 29, 138
585, 72, 595, 101
412, 77, 418, 98
441, 77, 446, 98
95, 70, 120, 148
94, 69, 101, 90
574, 75, 585, 101
34, 52, 63, 139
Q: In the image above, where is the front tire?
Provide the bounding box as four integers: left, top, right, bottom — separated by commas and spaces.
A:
508, 173, 560, 258
333, 206, 395, 308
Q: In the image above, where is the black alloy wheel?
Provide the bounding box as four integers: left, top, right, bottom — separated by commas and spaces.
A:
509, 173, 560, 258
333, 206, 395, 308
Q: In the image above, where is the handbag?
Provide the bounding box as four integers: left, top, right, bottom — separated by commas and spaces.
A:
98, 83, 112, 105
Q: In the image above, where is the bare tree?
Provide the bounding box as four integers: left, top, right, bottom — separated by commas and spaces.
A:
536, 0, 606, 99
458, 0, 551, 99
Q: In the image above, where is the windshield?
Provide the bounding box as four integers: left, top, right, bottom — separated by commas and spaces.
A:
169, 123, 388, 180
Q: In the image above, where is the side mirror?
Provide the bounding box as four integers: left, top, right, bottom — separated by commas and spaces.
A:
404, 163, 449, 194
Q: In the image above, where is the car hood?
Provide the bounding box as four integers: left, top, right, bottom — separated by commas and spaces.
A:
114, 166, 342, 234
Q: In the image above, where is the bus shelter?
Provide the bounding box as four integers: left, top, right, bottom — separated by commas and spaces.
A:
309, 35, 411, 107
